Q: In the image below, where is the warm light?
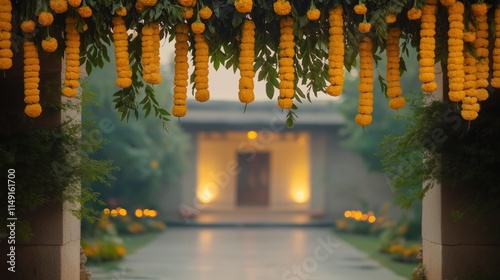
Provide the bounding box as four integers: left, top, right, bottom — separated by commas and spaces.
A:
354, 211, 362, 220
368, 216, 376, 223
143, 209, 151, 216
344, 211, 352, 218
118, 208, 127, 216
367, 211, 374, 216
247, 130, 258, 140
135, 209, 143, 218
150, 159, 159, 169
197, 186, 216, 203
361, 214, 368, 221
292, 189, 309, 203
103, 208, 110, 215
149, 210, 158, 218
110, 209, 118, 217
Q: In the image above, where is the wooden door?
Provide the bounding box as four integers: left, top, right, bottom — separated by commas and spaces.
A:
237, 152, 269, 206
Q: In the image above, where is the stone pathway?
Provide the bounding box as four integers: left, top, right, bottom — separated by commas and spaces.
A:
90, 228, 407, 280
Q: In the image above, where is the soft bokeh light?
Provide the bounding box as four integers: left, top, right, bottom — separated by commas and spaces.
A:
103, 208, 110, 215
118, 208, 127, 216
197, 186, 216, 203
110, 209, 118, 217
344, 210, 352, 218
247, 130, 258, 139
135, 209, 143, 218
292, 188, 309, 203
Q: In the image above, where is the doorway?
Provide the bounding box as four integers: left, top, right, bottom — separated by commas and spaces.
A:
237, 152, 270, 206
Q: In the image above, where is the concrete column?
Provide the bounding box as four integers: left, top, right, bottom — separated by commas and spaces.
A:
0, 46, 80, 279
422, 64, 500, 279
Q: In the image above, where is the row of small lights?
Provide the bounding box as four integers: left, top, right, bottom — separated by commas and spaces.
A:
344, 210, 377, 223
103, 207, 158, 218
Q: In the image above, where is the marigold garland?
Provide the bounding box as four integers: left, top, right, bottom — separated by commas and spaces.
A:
68, 0, 81, 8
238, 19, 256, 105
386, 27, 405, 110
182, 8, 194, 19
419, 0, 437, 93
274, 0, 292, 16
194, 33, 210, 102
172, 23, 189, 117
116, 6, 127, 17
21, 20, 36, 33
141, 23, 162, 85
42, 37, 58, 52
439, 0, 455, 7
277, 16, 294, 109
446, 1, 465, 103
62, 16, 80, 98
307, 6, 320, 21
50, 0, 68, 14
0, 0, 12, 70
473, 2, 490, 101
461, 50, 479, 121
326, 6, 344, 97
491, 5, 500, 88
356, 36, 374, 127
358, 21, 371, 33
112, 16, 132, 88
234, 0, 252, 13
23, 40, 42, 118
385, 13, 396, 24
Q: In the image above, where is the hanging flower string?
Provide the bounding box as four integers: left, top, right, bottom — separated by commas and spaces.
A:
418, 0, 437, 93
326, 6, 344, 97
492, 5, 500, 88
386, 27, 405, 110
277, 16, 295, 110
238, 19, 256, 107
172, 23, 189, 118
192, 19, 210, 102
0, 0, 12, 70
62, 16, 80, 98
355, 36, 374, 127
472, 2, 489, 102
112, 15, 132, 88
23, 40, 42, 118
446, 1, 465, 103
462, 50, 479, 121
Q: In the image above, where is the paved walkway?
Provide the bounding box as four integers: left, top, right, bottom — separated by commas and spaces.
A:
90, 228, 406, 280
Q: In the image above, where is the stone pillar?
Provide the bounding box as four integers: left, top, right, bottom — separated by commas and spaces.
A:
0, 45, 80, 279
422, 65, 500, 279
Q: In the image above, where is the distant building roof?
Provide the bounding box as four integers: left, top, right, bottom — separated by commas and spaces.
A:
180, 100, 345, 131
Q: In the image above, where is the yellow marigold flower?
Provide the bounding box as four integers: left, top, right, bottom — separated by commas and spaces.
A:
21, 20, 36, 33
68, 0, 81, 8
463, 32, 475, 43
78, 6, 92, 18
115, 6, 127, 16
278, 98, 293, 109
173, 105, 187, 117
461, 110, 478, 121
355, 114, 372, 127
235, 0, 253, 13
42, 37, 58, 52
191, 21, 205, 34
61, 87, 77, 97
178, 0, 193, 6
354, 4, 367, 15
307, 9, 320, 21
407, 7, 422, 20
199, 6, 213, 19
25, 103, 42, 118
471, 3, 487, 16
439, 0, 455, 7
274, 0, 292, 16
50, 0, 68, 13
358, 22, 371, 33
38, 11, 54, 26
24, 95, 40, 104
385, 13, 396, 24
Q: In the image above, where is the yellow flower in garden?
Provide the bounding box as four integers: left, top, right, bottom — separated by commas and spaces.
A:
307, 9, 320, 21
42, 37, 58, 52
235, 0, 253, 13
354, 4, 367, 15
78, 6, 92, 18
407, 7, 422, 20
199, 6, 212, 19
38, 11, 54, 26
21, 20, 36, 33
358, 22, 371, 33
273, 0, 292, 16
